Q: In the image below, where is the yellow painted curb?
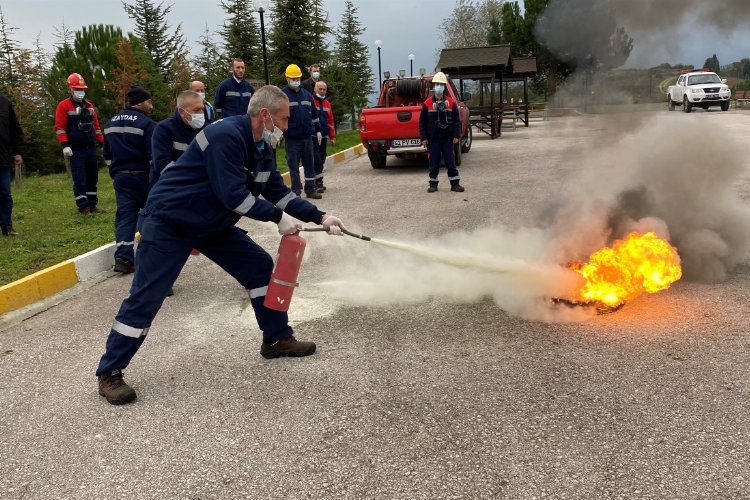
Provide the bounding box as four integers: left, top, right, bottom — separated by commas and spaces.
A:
0, 261, 78, 315
332, 151, 346, 163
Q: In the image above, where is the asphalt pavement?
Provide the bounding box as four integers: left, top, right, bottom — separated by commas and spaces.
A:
2, 110, 749, 499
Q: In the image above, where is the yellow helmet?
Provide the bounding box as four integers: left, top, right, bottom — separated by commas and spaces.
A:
285, 64, 302, 78
432, 72, 448, 84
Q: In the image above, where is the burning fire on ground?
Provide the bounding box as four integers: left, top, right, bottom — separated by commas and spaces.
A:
555, 232, 683, 313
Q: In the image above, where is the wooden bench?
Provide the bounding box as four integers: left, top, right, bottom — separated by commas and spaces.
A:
528, 102, 548, 121
733, 90, 750, 108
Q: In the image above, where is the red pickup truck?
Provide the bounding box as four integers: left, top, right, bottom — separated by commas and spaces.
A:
359, 75, 472, 169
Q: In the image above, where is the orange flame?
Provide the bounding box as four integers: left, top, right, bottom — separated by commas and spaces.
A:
572, 232, 682, 307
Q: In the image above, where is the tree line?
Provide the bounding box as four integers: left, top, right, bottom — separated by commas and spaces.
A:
0, 0, 373, 176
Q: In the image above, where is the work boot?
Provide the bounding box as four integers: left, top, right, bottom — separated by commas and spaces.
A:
450, 184, 465, 192
316, 183, 327, 193
98, 369, 137, 405
305, 191, 322, 200
166, 287, 174, 297
90, 206, 104, 214
1, 225, 18, 236
113, 258, 134, 274
260, 336, 317, 359
427, 185, 438, 193
81, 208, 92, 217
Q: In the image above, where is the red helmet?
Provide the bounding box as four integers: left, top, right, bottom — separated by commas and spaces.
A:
67, 73, 88, 89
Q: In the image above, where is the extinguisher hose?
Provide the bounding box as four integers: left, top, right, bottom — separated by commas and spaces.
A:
299, 227, 371, 241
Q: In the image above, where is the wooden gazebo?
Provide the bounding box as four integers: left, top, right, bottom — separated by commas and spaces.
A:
437, 45, 537, 138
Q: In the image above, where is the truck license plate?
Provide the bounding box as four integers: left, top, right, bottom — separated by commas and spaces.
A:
392, 138, 422, 147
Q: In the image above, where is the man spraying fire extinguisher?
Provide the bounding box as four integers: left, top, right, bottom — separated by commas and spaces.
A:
95, 85, 346, 406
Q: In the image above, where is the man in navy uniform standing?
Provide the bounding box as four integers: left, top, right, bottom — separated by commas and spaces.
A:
282, 63, 321, 199
214, 59, 254, 118
151, 90, 206, 185
95, 85, 347, 405
103, 86, 156, 274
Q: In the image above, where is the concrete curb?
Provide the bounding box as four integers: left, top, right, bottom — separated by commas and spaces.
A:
0, 144, 366, 317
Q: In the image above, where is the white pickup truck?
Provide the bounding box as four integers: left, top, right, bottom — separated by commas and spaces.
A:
667, 71, 731, 112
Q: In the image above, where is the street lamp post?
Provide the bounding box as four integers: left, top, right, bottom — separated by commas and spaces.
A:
408, 53, 415, 77
256, 1, 270, 85
375, 40, 383, 88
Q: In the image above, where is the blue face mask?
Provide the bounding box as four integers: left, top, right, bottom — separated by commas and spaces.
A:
289, 80, 301, 89
433, 84, 445, 94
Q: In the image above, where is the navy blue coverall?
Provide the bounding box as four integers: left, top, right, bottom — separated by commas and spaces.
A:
214, 77, 254, 118
96, 115, 326, 377
150, 111, 202, 185
282, 86, 320, 195
419, 95, 462, 188
103, 107, 155, 264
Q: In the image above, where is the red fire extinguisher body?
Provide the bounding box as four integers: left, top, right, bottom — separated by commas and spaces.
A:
264, 233, 306, 311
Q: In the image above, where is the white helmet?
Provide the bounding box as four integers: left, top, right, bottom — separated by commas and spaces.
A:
432, 72, 448, 84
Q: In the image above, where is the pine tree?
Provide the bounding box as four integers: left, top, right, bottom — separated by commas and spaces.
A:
14, 42, 61, 175
47, 25, 129, 120
0, 6, 20, 94
269, 0, 314, 84
219, 0, 262, 79
53, 18, 75, 49
487, 17, 502, 45
334, 1, 374, 127
121, 0, 187, 77
308, 0, 332, 66
193, 24, 227, 96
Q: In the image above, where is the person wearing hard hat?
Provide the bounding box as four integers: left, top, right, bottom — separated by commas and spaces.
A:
281, 63, 322, 199
419, 72, 464, 193
102, 86, 156, 274
214, 59, 254, 118
94, 85, 347, 405
54, 73, 105, 215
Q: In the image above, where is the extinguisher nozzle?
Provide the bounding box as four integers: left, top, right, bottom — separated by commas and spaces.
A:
343, 229, 370, 241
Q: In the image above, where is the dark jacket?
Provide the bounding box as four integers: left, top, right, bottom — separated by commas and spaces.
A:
0, 93, 23, 169
151, 111, 202, 185
102, 107, 156, 177
301, 78, 333, 101
281, 86, 320, 140
144, 115, 324, 238
214, 77, 254, 118
419, 95, 461, 141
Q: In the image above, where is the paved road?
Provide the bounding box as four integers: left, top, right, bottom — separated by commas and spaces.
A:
2, 111, 749, 499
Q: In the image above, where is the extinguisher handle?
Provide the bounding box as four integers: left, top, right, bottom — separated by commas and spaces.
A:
300, 227, 371, 241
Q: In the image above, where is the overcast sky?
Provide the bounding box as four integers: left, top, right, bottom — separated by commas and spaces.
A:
3, 0, 750, 80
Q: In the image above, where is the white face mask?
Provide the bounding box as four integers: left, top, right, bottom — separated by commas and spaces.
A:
262, 114, 283, 148
316, 93, 325, 99
73, 90, 86, 100
197, 92, 205, 101
312, 71, 320, 79
189, 113, 205, 129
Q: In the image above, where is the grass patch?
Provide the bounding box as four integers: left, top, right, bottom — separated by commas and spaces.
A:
0, 129, 364, 285
0, 169, 117, 286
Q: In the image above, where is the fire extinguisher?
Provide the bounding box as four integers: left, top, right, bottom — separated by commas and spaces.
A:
264, 233, 307, 312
